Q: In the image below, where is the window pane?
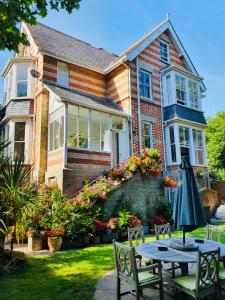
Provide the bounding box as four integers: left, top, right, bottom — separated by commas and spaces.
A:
14, 142, 25, 157
17, 81, 27, 97
60, 116, 64, 147
91, 111, 100, 150
17, 63, 28, 80
171, 144, 176, 162
143, 122, 152, 148
57, 63, 69, 86
67, 114, 78, 147
15, 122, 25, 141
112, 115, 124, 130
169, 126, 175, 144
101, 113, 109, 151
176, 75, 186, 104
79, 107, 89, 148
160, 41, 169, 62
54, 120, 59, 149
49, 122, 54, 151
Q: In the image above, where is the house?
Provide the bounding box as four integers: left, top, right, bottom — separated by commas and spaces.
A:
0, 17, 208, 195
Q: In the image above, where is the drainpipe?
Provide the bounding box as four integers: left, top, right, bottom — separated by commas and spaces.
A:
136, 57, 142, 154
159, 70, 167, 173
122, 61, 134, 156
159, 70, 170, 202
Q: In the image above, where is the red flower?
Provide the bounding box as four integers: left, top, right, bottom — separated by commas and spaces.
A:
153, 215, 167, 225
95, 221, 106, 232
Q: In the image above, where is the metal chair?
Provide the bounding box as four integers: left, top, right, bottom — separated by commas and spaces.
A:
206, 224, 225, 267
154, 223, 180, 278
172, 248, 220, 300
128, 227, 149, 267
113, 240, 164, 300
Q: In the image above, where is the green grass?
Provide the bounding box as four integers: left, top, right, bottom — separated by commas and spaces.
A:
1, 223, 225, 300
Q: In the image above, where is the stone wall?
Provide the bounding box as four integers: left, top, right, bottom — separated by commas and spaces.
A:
103, 172, 164, 224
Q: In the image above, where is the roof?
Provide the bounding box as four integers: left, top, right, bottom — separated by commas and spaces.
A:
164, 104, 207, 126
45, 84, 129, 117
26, 22, 117, 72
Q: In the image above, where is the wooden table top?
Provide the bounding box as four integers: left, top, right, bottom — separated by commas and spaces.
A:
136, 237, 225, 263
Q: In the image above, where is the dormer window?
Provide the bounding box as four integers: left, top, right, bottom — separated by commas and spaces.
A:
57, 62, 69, 86
160, 41, 169, 63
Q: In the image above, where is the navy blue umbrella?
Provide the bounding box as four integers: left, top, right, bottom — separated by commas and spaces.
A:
173, 157, 207, 245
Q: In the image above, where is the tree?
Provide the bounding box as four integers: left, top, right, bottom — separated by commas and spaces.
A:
0, 0, 81, 52
205, 112, 225, 180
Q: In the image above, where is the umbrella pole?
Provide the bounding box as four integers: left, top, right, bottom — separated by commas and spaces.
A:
183, 231, 185, 245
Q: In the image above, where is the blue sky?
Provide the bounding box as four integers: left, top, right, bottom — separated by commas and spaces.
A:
0, 0, 225, 117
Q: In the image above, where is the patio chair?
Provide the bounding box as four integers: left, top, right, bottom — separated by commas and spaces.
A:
154, 223, 180, 278
206, 224, 225, 267
128, 227, 150, 267
172, 248, 220, 300
113, 240, 164, 300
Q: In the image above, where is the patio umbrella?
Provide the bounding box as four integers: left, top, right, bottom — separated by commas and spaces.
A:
173, 156, 207, 246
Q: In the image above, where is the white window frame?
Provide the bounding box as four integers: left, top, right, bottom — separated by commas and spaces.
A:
175, 74, 187, 106
160, 40, 170, 63
57, 62, 69, 87
139, 69, 152, 101
13, 121, 26, 158
143, 121, 153, 149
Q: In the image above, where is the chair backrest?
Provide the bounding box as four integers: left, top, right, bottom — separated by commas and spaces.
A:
113, 240, 138, 284
154, 223, 171, 240
128, 227, 145, 247
206, 224, 225, 243
196, 248, 220, 294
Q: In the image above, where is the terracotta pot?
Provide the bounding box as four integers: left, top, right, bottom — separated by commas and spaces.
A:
48, 237, 62, 252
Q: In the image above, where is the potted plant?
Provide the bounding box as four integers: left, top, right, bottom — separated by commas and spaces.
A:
102, 218, 119, 243
47, 228, 64, 252
93, 221, 106, 244
27, 228, 42, 251
117, 211, 132, 240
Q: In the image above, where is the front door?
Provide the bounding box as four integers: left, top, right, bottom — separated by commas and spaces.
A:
112, 130, 130, 167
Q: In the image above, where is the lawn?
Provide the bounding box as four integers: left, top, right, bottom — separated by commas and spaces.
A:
1, 223, 225, 300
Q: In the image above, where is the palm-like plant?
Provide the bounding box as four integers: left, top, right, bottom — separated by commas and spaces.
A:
0, 139, 31, 253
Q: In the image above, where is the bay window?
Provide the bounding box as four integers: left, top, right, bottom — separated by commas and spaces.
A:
49, 106, 64, 151
14, 122, 25, 157
139, 70, 152, 99
163, 70, 201, 110
167, 124, 206, 166
143, 122, 153, 149
176, 75, 186, 105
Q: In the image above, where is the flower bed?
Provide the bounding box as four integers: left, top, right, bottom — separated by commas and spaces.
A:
24, 149, 175, 250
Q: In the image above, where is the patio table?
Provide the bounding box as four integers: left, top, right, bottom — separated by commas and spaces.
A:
136, 237, 225, 276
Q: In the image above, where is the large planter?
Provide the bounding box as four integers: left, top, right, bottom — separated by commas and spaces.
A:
102, 231, 119, 243
48, 237, 62, 252
28, 236, 42, 251
119, 230, 128, 241
83, 234, 91, 245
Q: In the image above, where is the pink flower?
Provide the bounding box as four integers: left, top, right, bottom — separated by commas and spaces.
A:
99, 192, 106, 200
